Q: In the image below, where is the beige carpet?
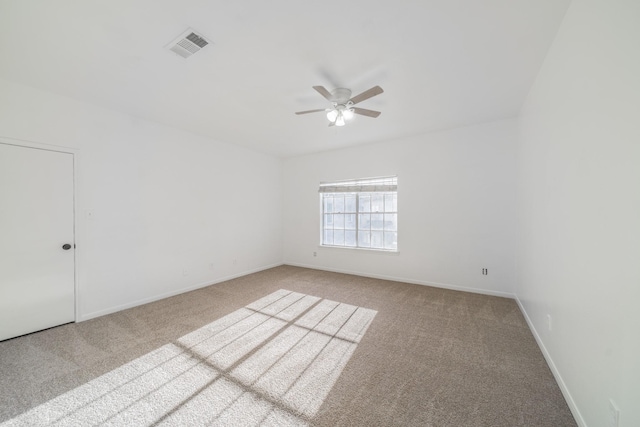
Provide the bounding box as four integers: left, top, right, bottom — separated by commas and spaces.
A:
0, 266, 576, 426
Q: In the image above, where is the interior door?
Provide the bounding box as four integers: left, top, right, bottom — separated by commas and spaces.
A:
0, 142, 75, 341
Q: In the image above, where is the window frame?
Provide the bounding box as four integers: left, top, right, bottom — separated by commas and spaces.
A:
319, 176, 398, 252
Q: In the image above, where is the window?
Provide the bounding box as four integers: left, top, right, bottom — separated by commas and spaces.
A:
319, 176, 397, 251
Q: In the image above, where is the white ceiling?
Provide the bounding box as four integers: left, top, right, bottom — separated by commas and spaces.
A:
0, 0, 571, 157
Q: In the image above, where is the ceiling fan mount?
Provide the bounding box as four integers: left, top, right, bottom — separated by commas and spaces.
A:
295, 85, 384, 127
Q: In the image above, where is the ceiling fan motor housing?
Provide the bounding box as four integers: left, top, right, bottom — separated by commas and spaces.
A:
330, 88, 352, 104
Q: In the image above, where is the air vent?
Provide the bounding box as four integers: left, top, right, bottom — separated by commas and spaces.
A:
166, 28, 211, 59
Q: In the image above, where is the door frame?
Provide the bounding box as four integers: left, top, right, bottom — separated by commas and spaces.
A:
0, 135, 80, 323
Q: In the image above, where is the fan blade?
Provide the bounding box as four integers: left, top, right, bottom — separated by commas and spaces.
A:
353, 107, 381, 118
295, 109, 326, 115
349, 86, 383, 105
312, 86, 333, 101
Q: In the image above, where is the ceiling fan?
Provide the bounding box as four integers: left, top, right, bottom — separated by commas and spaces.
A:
295, 85, 384, 127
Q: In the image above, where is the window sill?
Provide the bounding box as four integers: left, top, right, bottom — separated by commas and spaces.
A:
318, 245, 400, 255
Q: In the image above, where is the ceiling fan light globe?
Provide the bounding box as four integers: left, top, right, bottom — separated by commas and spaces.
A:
342, 108, 355, 120
336, 116, 346, 126
326, 110, 338, 122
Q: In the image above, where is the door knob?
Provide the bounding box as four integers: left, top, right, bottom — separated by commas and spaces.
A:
62, 243, 72, 250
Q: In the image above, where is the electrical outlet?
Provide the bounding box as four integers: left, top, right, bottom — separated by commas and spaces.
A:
608, 399, 619, 427
209, 262, 215, 270
313, 251, 317, 257
182, 268, 189, 276
547, 314, 552, 332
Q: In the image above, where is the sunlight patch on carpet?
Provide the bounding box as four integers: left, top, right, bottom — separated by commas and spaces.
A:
2, 290, 377, 426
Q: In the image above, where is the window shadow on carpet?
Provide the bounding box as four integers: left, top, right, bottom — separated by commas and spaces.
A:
2, 289, 377, 426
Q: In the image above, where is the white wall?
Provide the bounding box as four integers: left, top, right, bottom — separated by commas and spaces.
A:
283, 119, 518, 296
0, 77, 283, 320
516, 0, 640, 426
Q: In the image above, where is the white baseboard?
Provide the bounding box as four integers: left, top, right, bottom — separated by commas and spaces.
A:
283, 262, 515, 299
78, 262, 284, 322
514, 296, 587, 427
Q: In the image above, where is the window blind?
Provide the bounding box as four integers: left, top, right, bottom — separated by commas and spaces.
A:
318, 176, 397, 193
